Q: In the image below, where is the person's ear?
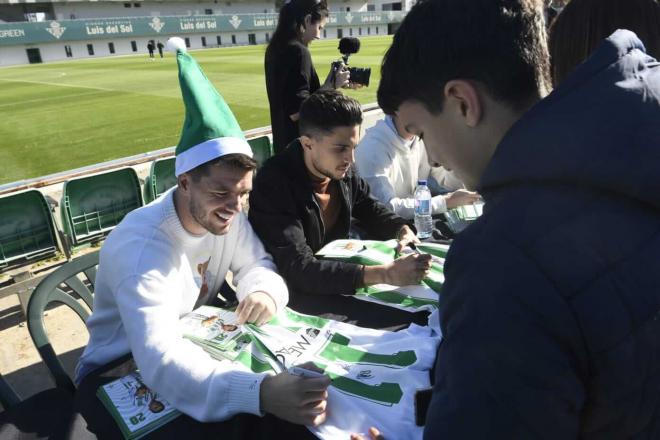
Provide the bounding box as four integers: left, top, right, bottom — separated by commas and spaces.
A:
177, 173, 191, 192
300, 135, 314, 150
443, 80, 482, 128
303, 14, 312, 29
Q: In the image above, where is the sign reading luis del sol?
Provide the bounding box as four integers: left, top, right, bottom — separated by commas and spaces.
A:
0, 11, 404, 46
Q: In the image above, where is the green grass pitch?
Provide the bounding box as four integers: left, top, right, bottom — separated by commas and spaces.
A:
0, 35, 392, 185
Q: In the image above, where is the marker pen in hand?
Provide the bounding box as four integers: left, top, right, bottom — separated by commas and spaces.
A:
288, 366, 326, 378
408, 243, 423, 255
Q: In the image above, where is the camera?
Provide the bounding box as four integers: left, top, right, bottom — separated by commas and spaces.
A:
332, 37, 371, 87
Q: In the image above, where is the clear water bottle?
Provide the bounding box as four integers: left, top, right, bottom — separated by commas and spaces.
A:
414, 180, 433, 239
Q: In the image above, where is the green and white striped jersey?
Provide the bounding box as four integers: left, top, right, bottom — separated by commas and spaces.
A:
316, 239, 450, 313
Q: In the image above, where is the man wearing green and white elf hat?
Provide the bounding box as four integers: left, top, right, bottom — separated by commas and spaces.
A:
75, 37, 330, 433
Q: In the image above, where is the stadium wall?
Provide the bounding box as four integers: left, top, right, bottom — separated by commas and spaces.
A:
0, 11, 401, 65
52, 1, 278, 21
49, 0, 399, 19
0, 0, 391, 22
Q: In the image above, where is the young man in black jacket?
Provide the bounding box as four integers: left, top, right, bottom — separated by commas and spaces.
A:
249, 90, 432, 328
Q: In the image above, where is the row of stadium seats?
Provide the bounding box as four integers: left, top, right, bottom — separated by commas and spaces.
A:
0, 136, 273, 270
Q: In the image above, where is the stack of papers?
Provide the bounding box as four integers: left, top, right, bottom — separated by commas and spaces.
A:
97, 372, 181, 440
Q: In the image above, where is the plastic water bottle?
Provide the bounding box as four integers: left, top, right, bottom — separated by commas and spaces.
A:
414, 180, 433, 239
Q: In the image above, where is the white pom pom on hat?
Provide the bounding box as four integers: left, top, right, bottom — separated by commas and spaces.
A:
166, 37, 187, 53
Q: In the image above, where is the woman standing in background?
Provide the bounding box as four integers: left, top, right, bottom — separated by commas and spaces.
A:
265, 0, 350, 153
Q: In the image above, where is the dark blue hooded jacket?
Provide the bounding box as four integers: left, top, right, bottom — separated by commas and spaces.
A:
425, 30, 660, 439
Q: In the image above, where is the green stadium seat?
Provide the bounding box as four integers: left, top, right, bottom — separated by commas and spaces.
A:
0, 190, 59, 269
61, 168, 142, 247
248, 136, 273, 169
147, 157, 177, 203
28, 251, 98, 392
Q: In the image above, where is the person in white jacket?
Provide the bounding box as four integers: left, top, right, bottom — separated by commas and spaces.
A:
355, 114, 479, 219
73, 38, 329, 437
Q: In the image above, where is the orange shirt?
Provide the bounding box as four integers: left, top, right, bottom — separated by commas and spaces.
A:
311, 176, 341, 234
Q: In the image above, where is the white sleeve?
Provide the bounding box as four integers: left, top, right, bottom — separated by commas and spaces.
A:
362, 174, 417, 220
113, 249, 266, 422
356, 143, 416, 220
229, 213, 289, 312
431, 194, 448, 214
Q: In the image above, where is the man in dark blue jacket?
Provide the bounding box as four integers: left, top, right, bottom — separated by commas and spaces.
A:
377, 0, 660, 438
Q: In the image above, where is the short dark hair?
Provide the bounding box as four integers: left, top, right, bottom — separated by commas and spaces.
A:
188, 153, 257, 182
378, 0, 551, 115
299, 90, 363, 137
549, 0, 660, 87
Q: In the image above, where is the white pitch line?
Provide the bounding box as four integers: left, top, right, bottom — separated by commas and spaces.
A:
0, 77, 117, 92
0, 90, 110, 109
0, 77, 178, 101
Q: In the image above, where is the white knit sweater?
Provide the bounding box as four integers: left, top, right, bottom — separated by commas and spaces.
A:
75, 187, 288, 422
355, 116, 464, 219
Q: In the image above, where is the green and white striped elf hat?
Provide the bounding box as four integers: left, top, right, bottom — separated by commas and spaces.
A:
167, 37, 253, 177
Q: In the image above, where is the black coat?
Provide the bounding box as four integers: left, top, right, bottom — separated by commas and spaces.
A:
248, 140, 408, 298
264, 41, 321, 154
